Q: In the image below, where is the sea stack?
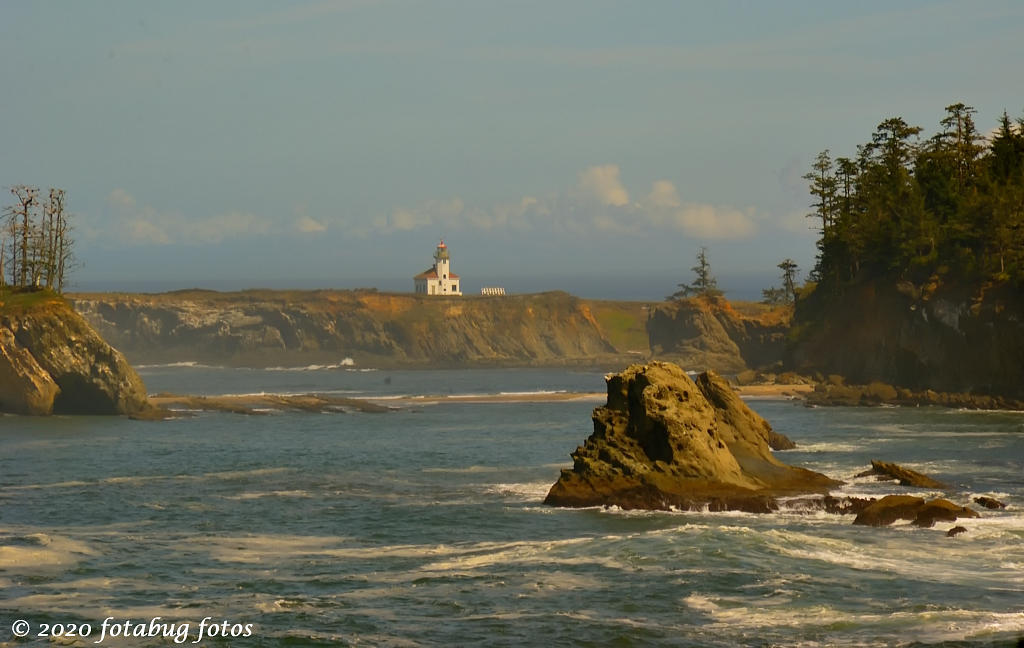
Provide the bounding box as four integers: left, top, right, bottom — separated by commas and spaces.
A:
544, 361, 839, 511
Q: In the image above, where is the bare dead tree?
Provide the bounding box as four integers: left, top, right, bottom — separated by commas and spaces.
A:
2, 185, 74, 292
44, 189, 65, 288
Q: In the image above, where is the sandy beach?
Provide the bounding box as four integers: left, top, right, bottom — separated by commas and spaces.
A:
732, 383, 813, 399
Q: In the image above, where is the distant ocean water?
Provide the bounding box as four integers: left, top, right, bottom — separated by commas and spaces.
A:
2, 366, 1022, 647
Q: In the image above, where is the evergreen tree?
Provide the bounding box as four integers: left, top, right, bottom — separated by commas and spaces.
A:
805, 102, 1024, 289
779, 259, 799, 303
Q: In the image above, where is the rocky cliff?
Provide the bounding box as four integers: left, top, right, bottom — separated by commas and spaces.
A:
646, 298, 789, 373
544, 361, 838, 511
70, 290, 789, 371
788, 280, 1024, 400
0, 292, 152, 416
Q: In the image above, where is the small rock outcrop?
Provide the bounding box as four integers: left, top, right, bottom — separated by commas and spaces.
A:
853, 495, 979, 527
0, 294, 152, 416
543, 362, 839, 511
856, 460, 948, 489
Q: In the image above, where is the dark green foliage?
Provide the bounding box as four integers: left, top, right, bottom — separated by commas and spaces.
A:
807, 103, 1024, 289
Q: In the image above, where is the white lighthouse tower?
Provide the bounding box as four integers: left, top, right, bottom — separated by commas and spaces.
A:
413, 240, 462, 296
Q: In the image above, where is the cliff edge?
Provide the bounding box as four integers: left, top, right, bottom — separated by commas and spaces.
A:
70, 289, 788, 372
544, 361, 838, 511
0, 291, 152, 416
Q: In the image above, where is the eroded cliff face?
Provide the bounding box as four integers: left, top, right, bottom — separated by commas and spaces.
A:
71, 290, 622, 368
0, 295, 151, 415
646, 298, 789, 373
788, 281, 1024, 400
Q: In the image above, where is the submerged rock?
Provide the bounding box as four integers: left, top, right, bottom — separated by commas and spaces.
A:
974, 496, 1006, 510
856, 460, 948, 489
0, 295, 153, 416
946, 526, 968, 537
543, 361, 839, 511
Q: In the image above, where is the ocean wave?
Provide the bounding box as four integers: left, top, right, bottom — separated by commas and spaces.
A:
785, 442, 863, 453
421, 465, 507, 474
265, 358, 356, 371
497, 390, 568, 396
222, 490, 314, 501
1, 467, 292, 492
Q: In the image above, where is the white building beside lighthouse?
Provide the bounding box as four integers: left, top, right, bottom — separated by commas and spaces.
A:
413, 240, 462, 296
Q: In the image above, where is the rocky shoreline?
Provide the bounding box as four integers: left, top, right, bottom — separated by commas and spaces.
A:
734, 370, 1024, 411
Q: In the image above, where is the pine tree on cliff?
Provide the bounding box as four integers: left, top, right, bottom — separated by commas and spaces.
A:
669, 247, 722, 300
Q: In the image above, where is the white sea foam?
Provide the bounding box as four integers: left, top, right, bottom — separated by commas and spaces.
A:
0, 533, 97, 569
484, 481, 554, 500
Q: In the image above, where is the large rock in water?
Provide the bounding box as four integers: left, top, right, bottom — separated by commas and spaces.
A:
0, 295, 152, 416
544, 361, 839, 511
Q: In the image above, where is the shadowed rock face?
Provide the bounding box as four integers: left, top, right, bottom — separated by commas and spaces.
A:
544, 361, 839, 511
789, 280, 1024, 400
0, 298, 151, 416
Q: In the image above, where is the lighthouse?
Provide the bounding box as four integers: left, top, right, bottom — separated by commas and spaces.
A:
413, 240, 462, 296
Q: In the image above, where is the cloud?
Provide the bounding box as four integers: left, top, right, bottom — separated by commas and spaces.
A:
669, 204, 757, 239
295, 216, 327, 233
647, 180, 681, 208
369, 171, 758, 241
576, 164, 630, 207
106, 189, 271, 245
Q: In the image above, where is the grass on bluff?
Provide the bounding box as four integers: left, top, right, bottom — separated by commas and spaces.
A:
585, 300, 652, 354
0, 287, 66, 315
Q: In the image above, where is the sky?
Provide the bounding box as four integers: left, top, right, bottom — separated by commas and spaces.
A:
1, 1, 1022, 299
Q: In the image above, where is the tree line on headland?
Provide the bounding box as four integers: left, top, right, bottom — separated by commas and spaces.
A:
805, 103, 1024, 290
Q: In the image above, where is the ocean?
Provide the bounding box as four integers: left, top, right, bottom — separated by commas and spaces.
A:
1, 365, 1022, 647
